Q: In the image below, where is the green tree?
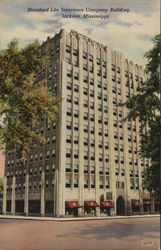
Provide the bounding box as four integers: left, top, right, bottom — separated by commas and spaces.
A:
121, 35, 161, 199
0, 40, 59, 157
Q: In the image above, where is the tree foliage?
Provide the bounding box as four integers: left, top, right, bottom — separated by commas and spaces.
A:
122, 34, 161, 198
0, 40, 59, 157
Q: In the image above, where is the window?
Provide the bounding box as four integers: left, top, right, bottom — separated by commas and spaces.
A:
113, 98, 117, 105
84, 112, 88, 120
105, 155, 109, 162
90, 89, 94, 97
74, 136, 79, 144
83, 63, 88, 71
74, 164, 79, 173
104, 106, 108, 113
67, 69, 72, 77
91, 179, 95, 188
120, 157, 124, 164
90, 66, 94, 74
83, 87, 88, 95
67, 107, 72, 116
91, 139, 95, 147
128, 135, 132, 142
67, 121, 72, 129
97, 58, 101, 65
84, 165, 88, 173
112, 86, 116, 93
89, 54, 93, 61
52, 149, 55, 157
83, 51, 87, 59
84, 151, 88, 160
84, 179, 88, 188
73, 48, 78, 56
98, 128, 102, 136
91, 152, 95, 160
67, 94, 72, 103
74, 109, 79, 118
99, 141, 102, 148
114, 131, 118, 139
74, 123, 79, 131
74, 179, 79, 188
84, 99, 88, 107
113, 108, 117, 116
46, 165, 49, 173
98, 104, 102, 111
90, 127, 94, 134
105, 142, 109, 149
112, 64, 115, 71
91, 166, 95, 174
121, 169, 125, 176
98, 116, 102, 123
74, 97, 79, 105
129, 159, 133, 165
84, 125, 88, 133
90, 101, 94, 110
115, 168, 119, 176
114, 143, 118, 151
117, 67, 120, 73
90, 114, 94, 122
83, 76, 88, 83
66, 178, 71, 188
74, 150, 79, 158
115, 156, 119, 163
99, 167, 104, 175
74, 84, 79, 92
120, 133, 123, 139
74, 72, 79, 80
104, 117, 108, 125
99, 179, 104, 189
120, 144, 124, 152
84, 138, 88, 146
97, 81, 101, 88
105, 129, 108, 137
104, 94, 107, 101
99, 153, 103, 162
118, 88, 121, 95
106, 180, 110, 188
66, 134, 71, 143
118, 110, 122, 117
66, 148, 71, 158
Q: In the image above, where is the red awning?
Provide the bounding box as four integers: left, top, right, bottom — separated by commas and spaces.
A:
66, 201, 81, 209
155, 201, 160, 205
132, 201, 142, 207
101, 201, 114, 208
144, 201, 152, 205
84, 201, 99, 207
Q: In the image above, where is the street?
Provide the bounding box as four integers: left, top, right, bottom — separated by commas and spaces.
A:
0, 216, 160, 250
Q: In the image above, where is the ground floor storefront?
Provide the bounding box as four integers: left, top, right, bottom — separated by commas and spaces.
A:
4, 198, 160, 217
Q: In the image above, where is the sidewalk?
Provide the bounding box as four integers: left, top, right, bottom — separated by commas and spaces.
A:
0, 214, 160, 222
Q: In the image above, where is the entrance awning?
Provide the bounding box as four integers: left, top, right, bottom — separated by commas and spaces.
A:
144, 201, 152, 205
84, 201, 99, 207
66, 201, 81, 209
101, 201, 114, 208
132, 201, 142, 207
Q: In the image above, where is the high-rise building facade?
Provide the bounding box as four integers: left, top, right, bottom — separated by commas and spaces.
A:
3, 29, 160, 217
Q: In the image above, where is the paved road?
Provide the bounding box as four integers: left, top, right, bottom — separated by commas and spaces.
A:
0, 216, 160, 250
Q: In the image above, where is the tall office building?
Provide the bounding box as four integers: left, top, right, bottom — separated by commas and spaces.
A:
3, 29, 160, 217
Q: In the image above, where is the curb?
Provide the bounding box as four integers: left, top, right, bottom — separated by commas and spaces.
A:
0, 214, 160, 222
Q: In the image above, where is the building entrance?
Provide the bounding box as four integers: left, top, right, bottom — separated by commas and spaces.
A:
117, 196, 125, 215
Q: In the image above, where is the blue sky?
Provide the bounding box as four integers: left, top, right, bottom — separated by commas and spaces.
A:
0, 0, 160, 65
